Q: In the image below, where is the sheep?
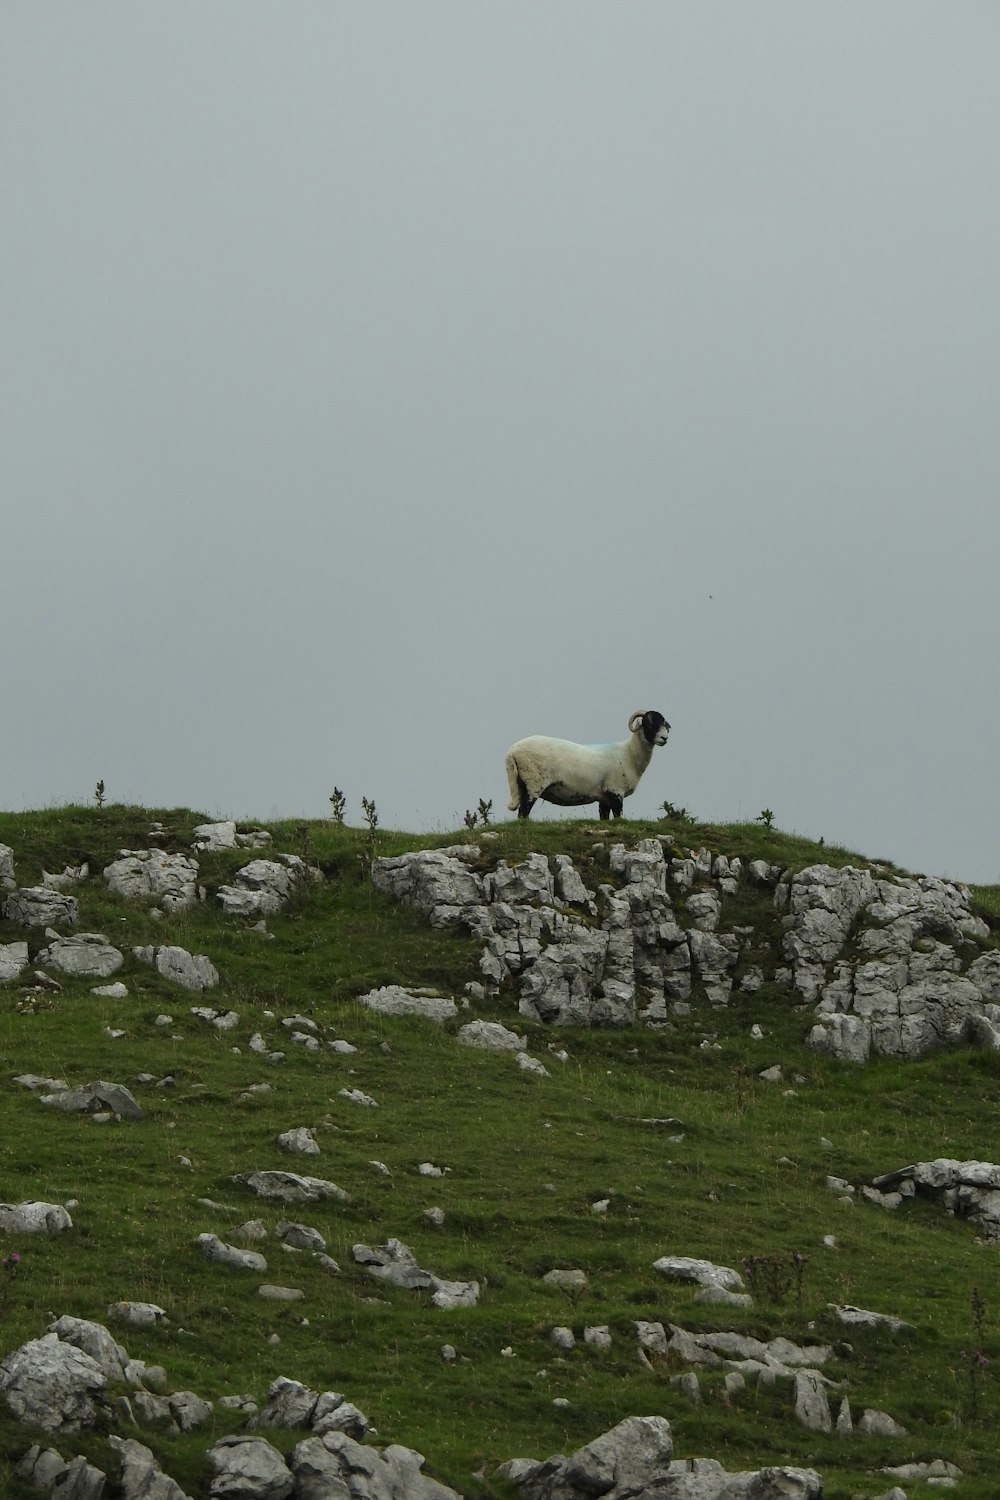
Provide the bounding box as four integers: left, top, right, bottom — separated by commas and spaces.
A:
505, 710, 670, 821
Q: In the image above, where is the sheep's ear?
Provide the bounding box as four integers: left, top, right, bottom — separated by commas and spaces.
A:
628, 712, 646, 733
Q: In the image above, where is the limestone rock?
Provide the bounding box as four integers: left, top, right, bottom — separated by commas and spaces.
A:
38, 933, 125, 979
4, 887, 78, 928
217, 856, 317, 919
233, 1170, 350, 1204
205, 1434, 295, 1499
47, 1317, 131, 1383
872, 1158, 1000, 1240
0, 1201, 73, 1235
356, 985, 458, 1021
40, 1080, 142, 1119
197, 1234, 268, 1273
132, 945, 219, 992
0, 843, 15, 890
107, 1302, 168, 1328
109, 1434, 194, 1499
277, 1127, 320, 1156
104, 850, 200, 912
652, 1255, 745, 1293
0, 940, 30, 982
0, 1333, 106, 1431
352, 1238, 480, 1307
456, 1019, 527, 1051
496, 1415, 674, 1500
192, 821, 238, 850
291, 1431, 462, 1500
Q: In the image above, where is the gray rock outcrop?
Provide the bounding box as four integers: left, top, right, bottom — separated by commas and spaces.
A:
216, 856, 318, 919
232, 1171, 350, 1204
497, 1415, 823, 1500
372, 842, 1000, 1060
3, 887, 78, 928
0, 1334, 107, 1432
1, 940, 30, 982
132, 945, 219, 992
352, 1238, 480, 1308
356, 985, 458, 1021
873, 1158, 1000, 1240
0, 1200, 73, 1235
40, 1080, 142, 1119
104, 850, 200, 912
38, 934, 125, 979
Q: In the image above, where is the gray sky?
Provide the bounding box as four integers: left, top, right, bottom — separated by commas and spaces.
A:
4, 3, 999, 882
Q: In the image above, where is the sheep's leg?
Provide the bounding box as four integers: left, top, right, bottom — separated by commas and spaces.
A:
599, 793, 623, 820
517, 781, 535, 819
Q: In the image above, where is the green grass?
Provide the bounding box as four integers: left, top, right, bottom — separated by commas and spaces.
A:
1, 805, 1000, 1497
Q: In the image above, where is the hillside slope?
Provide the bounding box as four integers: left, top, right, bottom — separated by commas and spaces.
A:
1, 805, 999, 1499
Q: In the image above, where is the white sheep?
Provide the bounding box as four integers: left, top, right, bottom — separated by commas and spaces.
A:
505, 710, 670, 821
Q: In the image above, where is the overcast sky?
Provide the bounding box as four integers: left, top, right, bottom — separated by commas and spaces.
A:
4, 4, 999, 882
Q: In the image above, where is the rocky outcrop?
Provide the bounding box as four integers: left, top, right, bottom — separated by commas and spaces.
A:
104, 850, 201, 913
873, 1158, 1000, 1240
38, 934, 125, 979
132, 945, 219, 992
373, 843, 999, 1060
3, 887, 79, 928
216, 856, 318, 919
497, 1415, 823, 1500
352, 1238, 480, 1308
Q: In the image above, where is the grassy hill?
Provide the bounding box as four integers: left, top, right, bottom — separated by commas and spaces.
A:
1, 804, 999, 1498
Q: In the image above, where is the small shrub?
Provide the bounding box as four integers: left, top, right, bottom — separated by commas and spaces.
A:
756, 808, 775, 830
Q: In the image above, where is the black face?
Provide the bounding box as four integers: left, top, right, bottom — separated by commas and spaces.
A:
642, 711, 670, 744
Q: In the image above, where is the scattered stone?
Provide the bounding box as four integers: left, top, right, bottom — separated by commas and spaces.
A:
0, 1201, 73, 1235
196, 1234, 268, 1272
356, 984, 458, 1021
352, 1238, 480, 1308
132, 945, 219, 992
830, 1303, 914, 1334
275, 1222, 326, 1252
652, 1255, 745, 1292
337, 1088, 378, 1107
0, 940, 30, 982
40, 1081, 142, 1119
232, 1171, 349, 1204
456, 1019, 527, 1051
858, 1408, 908, 1438
258, 1284, 304, 1301
277, 1127, 320, 1155
107, 1302, 168, 1328
543, 1268, 587, 1291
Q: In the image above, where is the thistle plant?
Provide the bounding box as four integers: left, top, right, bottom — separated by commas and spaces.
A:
94, 779, 106, 810
361, 797, 379, 859
756, 808, 775, 829
464, 799, 494, 831
329, 787, 347, 825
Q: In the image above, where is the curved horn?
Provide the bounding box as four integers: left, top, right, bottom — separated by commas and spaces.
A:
628, 711, 647, 733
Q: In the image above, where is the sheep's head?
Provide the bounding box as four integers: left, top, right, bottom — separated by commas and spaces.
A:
629, 710, 671, 746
